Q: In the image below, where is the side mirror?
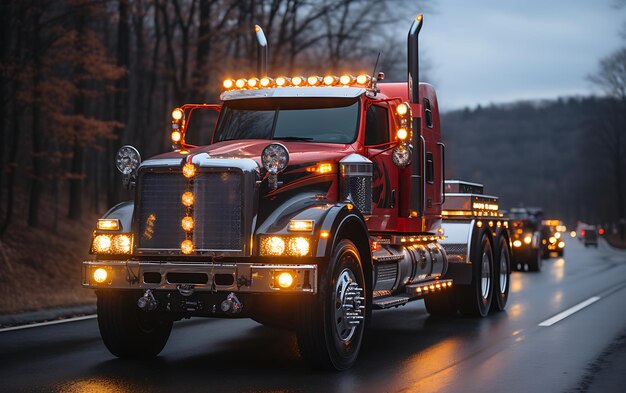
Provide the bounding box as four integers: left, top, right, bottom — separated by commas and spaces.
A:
115, 145, 141, 189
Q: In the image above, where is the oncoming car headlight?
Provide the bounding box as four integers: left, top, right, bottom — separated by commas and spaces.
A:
91, 233, 133, 255
260, 236, 311, 257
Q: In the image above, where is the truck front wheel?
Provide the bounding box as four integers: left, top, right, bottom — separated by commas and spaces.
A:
296, 239, 367, 370
457, 233, 493, 317
96, 290, 173, 359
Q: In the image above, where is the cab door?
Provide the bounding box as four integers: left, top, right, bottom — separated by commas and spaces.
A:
365, 103, 399, 232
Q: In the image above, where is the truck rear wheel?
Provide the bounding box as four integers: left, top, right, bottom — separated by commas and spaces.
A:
96, 290, 172, 359
295, 239, 367, 370
457, 233, 493, 317
491, 235, 510, 311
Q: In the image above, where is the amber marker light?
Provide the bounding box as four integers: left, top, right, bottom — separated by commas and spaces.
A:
307, 76, 320, 86
291, 76, 304, 86
260, 77, 272, 87
396, 103, 408, 115
277, 272, 294, 288
356, 74, 370, 85
275, 76, 287, 86
320, 230, 330, 239
97, 219, 119, 231
223, 79, 234, 89
323, 75, 337, 86
570, 231, 576, 238
397, 128, 408, 140
182, 163, 196, 178
247, 78, 259, 88
235, 78, 247, 88
181, 216, 194, 232
172, 108, 184, 121
289, 220, 314, 232
171, 131, 182, 143
181, 239, 194, 254
182, 191, 195, 207
93, 268, 108, 284
339, 75, 353, 85
476, 221, 483, 228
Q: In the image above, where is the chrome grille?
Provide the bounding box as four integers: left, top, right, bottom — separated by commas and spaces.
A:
137, 171, 243, 252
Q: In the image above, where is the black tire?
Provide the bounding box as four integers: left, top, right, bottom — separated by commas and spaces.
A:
97, 290, 173, 359
295, 239, 367, 370
490, 235, 510, 312
527, 246, 542, 272
424, 289, 457, 316
457, 232, 494, 317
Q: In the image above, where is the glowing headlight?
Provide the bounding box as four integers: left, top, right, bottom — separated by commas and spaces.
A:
549, 236, 556, 244
513, 240, 522, 247
115, 145, 141, 175
555, 232, 561, 239
261, 236, 286, 256
523, 235, 532, 244
558, 241, 565, 248
396, 103, 408, 115
288, 237, 310, 256
92, 235, 111, 253
261, 143, 289, 174
171, 108, 184, 121
92, 234, 132, 254
392, 144, 412, 168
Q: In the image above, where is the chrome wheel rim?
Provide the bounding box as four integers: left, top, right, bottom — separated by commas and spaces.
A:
481, 249, 491, 300
333, 267, 364, 343
499, 247, 508, 294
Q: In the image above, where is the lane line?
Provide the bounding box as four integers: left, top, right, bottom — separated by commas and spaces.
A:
0, 314, 97, 333
538, 297, 601, 327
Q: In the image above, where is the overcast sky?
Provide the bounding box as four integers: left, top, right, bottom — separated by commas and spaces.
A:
411, 0, 625, 110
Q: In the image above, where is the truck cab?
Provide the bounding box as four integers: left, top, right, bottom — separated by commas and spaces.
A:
83, 15, 511, 370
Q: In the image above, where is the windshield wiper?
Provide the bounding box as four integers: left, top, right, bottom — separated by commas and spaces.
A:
273, 136, 314, 141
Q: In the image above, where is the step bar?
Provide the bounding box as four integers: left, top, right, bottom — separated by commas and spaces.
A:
373, 279, 454, 310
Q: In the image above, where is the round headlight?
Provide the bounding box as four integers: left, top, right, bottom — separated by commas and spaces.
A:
262, 143, 289, 174
392, 144, 412, 168
115, 145, 141, 175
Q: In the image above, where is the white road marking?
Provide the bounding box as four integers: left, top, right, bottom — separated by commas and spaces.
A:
0, 314, 97, 333
538, 297, 601, 327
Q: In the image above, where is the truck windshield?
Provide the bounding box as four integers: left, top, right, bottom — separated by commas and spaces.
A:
214, 98, 359, 144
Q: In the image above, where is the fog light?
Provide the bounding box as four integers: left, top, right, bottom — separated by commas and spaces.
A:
277, 272, 294, 288
93, 268, 108, 284
92, 235, 111, 253
288, 237, 310, 256
513, 240, 522, 247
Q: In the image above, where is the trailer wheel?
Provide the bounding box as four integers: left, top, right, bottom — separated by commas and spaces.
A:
296, 239, 366, 370
457, 232, 493, 317
424, 290, 457, 316
491, 235, 510, 312
97, 290, 172, 359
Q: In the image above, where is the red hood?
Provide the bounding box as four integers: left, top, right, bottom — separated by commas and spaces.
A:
150, 140, 358, 167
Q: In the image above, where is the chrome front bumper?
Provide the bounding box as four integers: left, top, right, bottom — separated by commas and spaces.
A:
82, 261, 318, 294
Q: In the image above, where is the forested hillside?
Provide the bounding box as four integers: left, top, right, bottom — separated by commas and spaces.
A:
442, 96, 624, 228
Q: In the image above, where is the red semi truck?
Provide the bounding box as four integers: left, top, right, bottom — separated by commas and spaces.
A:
83, 15, 511, 370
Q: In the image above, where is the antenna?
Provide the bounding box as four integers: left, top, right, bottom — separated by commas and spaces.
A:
371, 52, 381, 78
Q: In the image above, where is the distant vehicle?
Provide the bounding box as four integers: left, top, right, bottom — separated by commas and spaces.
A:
581, 227, 599, 248
509, 208, 542, 271
541, 219, 566, 257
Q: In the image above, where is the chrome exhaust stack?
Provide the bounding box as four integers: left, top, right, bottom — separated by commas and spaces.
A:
137, 289, 157, 311
254, 25, 268, 77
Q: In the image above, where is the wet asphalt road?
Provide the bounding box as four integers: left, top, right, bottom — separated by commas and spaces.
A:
2, 238, 626, 393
